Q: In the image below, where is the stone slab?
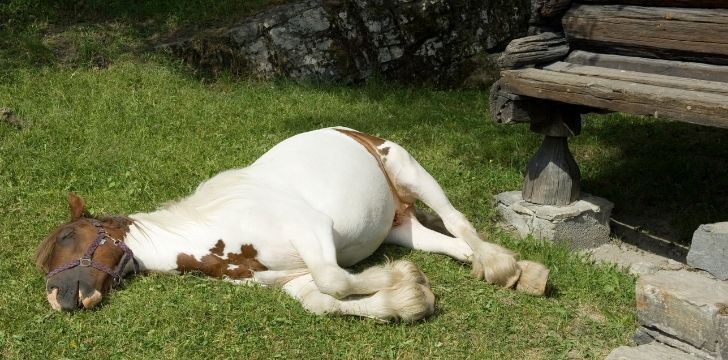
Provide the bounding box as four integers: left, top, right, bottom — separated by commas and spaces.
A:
719, 313, 728, 360
585, 242, 685, 276
636, 270, 728, 356
606, 343, 700, 360
687, 222, 728, 280
494, 191, 613, 249
636, 327, 713, 359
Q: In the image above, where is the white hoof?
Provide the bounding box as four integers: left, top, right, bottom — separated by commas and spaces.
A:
471, 243, 521, 288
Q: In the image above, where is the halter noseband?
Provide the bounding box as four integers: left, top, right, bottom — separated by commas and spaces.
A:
46, 219, 137, 287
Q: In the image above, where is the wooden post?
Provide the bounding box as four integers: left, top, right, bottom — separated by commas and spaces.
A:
522, 109, 582, 205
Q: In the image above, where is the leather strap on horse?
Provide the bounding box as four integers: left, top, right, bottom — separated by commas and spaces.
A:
46, 219, 137, 287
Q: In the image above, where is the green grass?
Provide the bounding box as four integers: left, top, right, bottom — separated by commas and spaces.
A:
0, 60, 638, 359
2, 1, 727, 359
1, 0, 289, 77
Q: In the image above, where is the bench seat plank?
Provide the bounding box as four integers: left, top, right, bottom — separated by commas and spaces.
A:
577, 0, 728, 8
563, 5, 728, 65
501, 66, 728, 128
543, 62, 728, 96
565, 51, 728, 83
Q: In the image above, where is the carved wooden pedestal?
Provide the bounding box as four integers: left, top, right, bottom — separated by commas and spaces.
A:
522, 110, 581, 206
490, 90, 613, 249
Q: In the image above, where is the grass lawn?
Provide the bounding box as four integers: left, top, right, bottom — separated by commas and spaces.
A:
0, 60, 637, 359
1, 1, 727, 359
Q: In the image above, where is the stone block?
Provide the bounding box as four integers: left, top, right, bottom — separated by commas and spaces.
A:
586, 243, 685, 277
636, 326, 713, 359
687, 222, 728, 280
494, 191, 613, 249
636, 270, 728, 357
606, 343, 699, 360
718, 311, 728, 360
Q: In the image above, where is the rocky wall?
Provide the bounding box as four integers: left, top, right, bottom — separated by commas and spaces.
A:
162, 0, 530, 87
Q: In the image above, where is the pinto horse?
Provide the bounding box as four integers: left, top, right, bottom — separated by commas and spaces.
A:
35, 127, 549, 321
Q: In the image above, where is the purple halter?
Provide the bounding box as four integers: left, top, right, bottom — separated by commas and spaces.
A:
46, 219, 136, 287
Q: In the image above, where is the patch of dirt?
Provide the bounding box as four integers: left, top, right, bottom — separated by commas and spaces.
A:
1, 108, 29, 129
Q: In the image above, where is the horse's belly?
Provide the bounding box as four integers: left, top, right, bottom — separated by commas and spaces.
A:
251, 128, 397, 267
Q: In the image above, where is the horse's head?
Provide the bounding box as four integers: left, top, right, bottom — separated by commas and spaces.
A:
35, 193, 137, 311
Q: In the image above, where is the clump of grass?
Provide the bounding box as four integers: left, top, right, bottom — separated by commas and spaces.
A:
0, 60, 637, 359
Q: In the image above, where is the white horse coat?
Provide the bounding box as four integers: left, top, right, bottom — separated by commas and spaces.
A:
43, 127, 548, 320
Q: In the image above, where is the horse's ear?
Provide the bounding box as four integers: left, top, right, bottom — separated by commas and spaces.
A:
68, 193, 86, 221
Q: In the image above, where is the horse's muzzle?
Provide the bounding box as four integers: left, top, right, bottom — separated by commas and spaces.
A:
47, 285, 103, 311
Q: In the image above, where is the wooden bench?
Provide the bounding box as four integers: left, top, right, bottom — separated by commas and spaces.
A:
489, 0, 728, 206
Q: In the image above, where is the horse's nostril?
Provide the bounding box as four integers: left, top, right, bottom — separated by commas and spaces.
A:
47, 288, 62, 311
80, 290, 103, 309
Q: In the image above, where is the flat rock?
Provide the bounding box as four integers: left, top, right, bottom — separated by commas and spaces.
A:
586, 242, 685, 276
636, 270, 728, 356
606, 343, 699, 360
687, 222, 728, 280
495, 191, 613, 249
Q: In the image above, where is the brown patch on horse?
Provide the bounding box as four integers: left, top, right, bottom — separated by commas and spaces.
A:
334, 129, 409, 225
335, 128, 385, 147
176, 241, 267, 279
210, 239, 225, 256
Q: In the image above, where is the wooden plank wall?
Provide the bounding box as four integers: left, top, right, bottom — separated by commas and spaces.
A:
563, 5, 728, 65
501, 64, 728, 128
577, 0, 728, 8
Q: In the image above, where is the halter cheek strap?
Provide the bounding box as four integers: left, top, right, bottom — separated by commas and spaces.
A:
46, 219, 137, 287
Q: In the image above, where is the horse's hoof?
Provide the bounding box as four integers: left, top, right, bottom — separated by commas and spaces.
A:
515, 260, 549, 296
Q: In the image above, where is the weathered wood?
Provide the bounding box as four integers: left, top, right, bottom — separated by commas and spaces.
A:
577, 0, 728, 8
563, 5, 728, 65
565, 51, 728, 83
529, 109, 581, 137
498, 32, 569, 69
523, 135, 581, 206
531, 0, 573, 25
489, 80, 530, 124
489, 80, 596, 125
500, 67, 728, 128
543, 62, 728, 96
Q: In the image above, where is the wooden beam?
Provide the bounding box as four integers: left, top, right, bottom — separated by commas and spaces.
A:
500, 67, 728, 128
499, 32, 569, 69
563, 5, 728, 65
531, 0, 573, 25
577, 0, 728, 8
542, 62, 728, 96
565, 51, 728, 83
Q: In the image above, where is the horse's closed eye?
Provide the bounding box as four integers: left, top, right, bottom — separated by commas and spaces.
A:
57, 228, 75, 244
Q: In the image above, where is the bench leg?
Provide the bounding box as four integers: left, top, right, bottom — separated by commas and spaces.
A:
522, 110, 581, 206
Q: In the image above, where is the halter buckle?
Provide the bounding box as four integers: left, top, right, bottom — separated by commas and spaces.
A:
79, 258, 92, 267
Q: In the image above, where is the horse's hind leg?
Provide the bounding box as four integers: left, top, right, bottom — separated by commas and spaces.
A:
289, 211, 430, 300
380, 141, 548, 295
283, 273, 434, 322
385, 208, 548, 295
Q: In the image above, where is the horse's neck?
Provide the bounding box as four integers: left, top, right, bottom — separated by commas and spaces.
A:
123, 208, 218, 273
